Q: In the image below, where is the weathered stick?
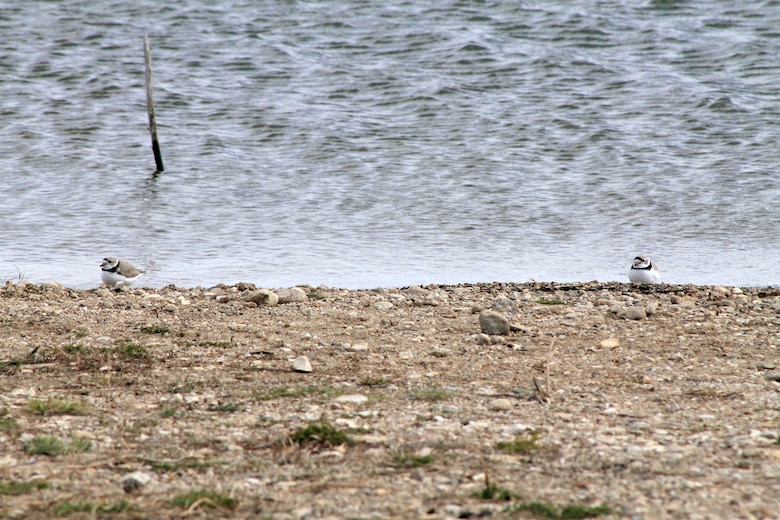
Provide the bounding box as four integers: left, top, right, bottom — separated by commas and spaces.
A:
143, 34, 164, 172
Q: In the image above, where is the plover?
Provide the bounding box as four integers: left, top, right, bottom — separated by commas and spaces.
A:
628, 256, 661, 284
100, 257, 144, 289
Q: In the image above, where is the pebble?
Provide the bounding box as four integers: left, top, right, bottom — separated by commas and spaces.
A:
621, 306, 647, 320
374, 301, 394, 311
245, 289, 279, 306
487, 398, 513, 411
600, 337, 620, 348
292, 356, 312, 373
120, 471, 153, 492
474, 333, 491, 345
276, 287, 308, 304
333, 394, 368, 404
478, 310, 510, 336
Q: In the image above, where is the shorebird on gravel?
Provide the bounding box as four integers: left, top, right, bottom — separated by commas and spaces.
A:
100, 257, 144, 289
628, 256, 661, 284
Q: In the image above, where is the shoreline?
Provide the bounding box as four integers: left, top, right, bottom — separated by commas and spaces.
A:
1, 280, 778, 518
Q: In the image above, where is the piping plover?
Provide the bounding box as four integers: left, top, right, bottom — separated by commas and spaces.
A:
628, 256, 661, 284
100, 257, 144, 289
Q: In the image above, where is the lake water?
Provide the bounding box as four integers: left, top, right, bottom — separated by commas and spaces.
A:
1, 1, 779, 289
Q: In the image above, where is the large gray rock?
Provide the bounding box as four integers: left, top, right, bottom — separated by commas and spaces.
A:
276, 287, 308, 304
245, 289, 279, 306
479, 310, 510, 336
293, 355, 313, 373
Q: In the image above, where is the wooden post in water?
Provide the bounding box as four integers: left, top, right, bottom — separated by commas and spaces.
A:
143, 34, 164, 172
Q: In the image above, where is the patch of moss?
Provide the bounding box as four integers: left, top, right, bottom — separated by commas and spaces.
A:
537, 298, 566, 305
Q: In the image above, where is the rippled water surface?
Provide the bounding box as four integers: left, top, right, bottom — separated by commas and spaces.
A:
2, 1, 779, 288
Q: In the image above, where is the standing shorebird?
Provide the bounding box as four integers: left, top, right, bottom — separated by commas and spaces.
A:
628, 256, 661, 284
100, 257, 144, 289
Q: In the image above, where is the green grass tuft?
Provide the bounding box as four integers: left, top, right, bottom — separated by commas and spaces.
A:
27, 398, 91, 416
0, 480, 49, 496
23, 435, 92, 457
496, 432, 541, 454
53, 500, 128, 516
140, 325, 169, 334
473, 482, 516, 501
537, 298, 566, 305
253, 385, 341, 401
116, 341, 149, 358
409, 387, 454, 402
0, 407, 19, 433
291, 420, 353, 447
172, 489, 237, 511
510, 502, 611, 519
393, 452, 433, 468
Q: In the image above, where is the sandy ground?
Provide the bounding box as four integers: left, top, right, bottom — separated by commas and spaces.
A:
0, 280, 779, 519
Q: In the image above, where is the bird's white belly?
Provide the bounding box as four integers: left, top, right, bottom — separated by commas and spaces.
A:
102, 270, 132, 288
628, 268, 660, 284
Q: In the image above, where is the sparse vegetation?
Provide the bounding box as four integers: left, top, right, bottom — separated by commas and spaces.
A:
359, 376, 394, 387
115, 340, 149, 359
474, 481, 516, 501
409, 387, 454, 402
291, 420, 353, 447
0, 480, 49, 496
27, 398, 91, 416
172, 489, 237, 511
0, 407, 19, 433
63, 343, 85, 354
53, 500, 128, 516
210, 402, 241, 413
496, 432, 541, 454
392, 452, 433, 468
537, 298, 566, 305
140, 325, 169, 334
254, 385, 341, 401
23, 435, 91, 457
509, 502, 611, 519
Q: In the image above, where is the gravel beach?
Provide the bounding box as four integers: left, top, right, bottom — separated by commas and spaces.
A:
0, 281, 778, 519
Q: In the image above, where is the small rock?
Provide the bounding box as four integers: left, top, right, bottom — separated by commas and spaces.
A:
599, 338, 620, 348
646, 302, 658, 316
474, 333, 491, 345
120, 471, 152, 492
334, 394, 368, 404
276, 287, 308, 304
479, 311, 510, 336
345, 342, 369, 352
245, 289, 279, 306
492, 297, 517, 312
292, 356, 312, 373
488, 398, 513, 411
622, 306, 647, 320
757, 361, 777, 370
374, 301, 394, 311
215, 294, 231, 304
163, 304, 177, 313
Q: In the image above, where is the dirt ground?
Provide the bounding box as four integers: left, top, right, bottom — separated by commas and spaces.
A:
0, 280, 778, 519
